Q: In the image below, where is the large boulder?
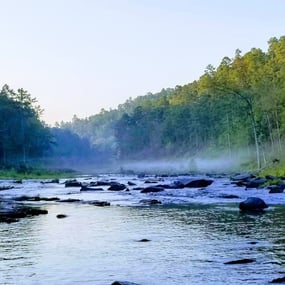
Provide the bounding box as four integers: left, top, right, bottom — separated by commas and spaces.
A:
268, 185, 285, 194
239, 197, 268, 211
108, 182, 126, 191
177, 178, 213, 188
231, 173, 255, 181
65, 179, 82, 187
245, 177, 267, 189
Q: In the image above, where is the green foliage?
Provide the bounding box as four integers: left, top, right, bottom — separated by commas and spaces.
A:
0, 85, 51, 167
62, 35, 285, 172
0, 166, 77, 179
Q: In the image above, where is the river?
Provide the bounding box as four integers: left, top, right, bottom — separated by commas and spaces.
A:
1, 174, 285, 284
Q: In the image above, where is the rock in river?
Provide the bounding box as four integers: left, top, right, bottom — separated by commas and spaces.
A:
108, 182, 126, 191
268, 185, 285, 194
0, 206, 48, 223
177, 178, 213, 188
224, 258, 255, 265
65, 179, 82, 187
270, 276, 285, 283
141, 186, 164, 193
239, 197, 268, 211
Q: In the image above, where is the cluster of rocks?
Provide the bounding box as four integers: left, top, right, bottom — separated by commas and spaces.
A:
1, 172, 283, 223
14, 195, 111, 207
0, 205, 48, 223
229, 172, 285, 212
231, 173, 285, 193
65, 177, 214, 194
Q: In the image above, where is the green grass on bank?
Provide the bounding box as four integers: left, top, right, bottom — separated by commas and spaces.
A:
0, 166, 79, 179
259, 162, 285, 178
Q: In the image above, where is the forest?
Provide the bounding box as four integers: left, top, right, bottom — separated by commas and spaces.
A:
1, 36, 285, 173
62, 36, 285, 172
0, 85, 96, 172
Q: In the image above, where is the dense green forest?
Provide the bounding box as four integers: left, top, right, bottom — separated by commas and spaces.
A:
61, 36, 285, 171
0, 85, 50, 167
0, 85, 96, 171
2, 36, 285, 173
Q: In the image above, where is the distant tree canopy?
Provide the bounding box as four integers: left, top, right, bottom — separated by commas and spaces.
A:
62, 36, 285, 170
0, 84, 51, 167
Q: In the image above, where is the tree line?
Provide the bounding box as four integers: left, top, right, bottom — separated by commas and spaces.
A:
0, 85, 96, 170
63, 36, 285, 170
2, 35, 285, 171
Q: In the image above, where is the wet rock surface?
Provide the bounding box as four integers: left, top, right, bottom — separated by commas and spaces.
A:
140, 186, 165, 193
0, 205, 48, 223
239, 197, 268, 212
270, 276, 285, 283
224, 258, 255, 265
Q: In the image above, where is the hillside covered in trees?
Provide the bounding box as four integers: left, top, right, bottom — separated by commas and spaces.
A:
2, 36, 285, 173
61, 36, 285, 172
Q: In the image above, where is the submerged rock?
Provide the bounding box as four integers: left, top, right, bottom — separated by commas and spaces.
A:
140, 199, 162, 205
156, 180, 184, 189
87, 200, 111, 207
41, 178, 60, 184
80, 185, 104, 191
15, 196, 60, 202
137, 238, 151, 242
56, 214, 68, 219
0, 185, 14, 191
111, 281, 141, 285
239, 197, 268, 211
224, 258, 255, 265
219, 194, 240, 199
90, 181, 111, 186
58, 198, 81, 203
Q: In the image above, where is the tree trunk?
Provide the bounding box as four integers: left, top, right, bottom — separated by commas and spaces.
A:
274, 110, 282, 153
266, 113, 274, 152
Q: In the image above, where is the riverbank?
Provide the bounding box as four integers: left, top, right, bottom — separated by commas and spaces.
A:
0, 166, 79, 179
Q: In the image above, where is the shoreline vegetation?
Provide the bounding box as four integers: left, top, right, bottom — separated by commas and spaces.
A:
1, 36, 285, 175
0, 159, 284, 179
0, 166, 78, 179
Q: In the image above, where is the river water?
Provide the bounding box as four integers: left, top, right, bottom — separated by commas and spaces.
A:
1, 174, 285, 285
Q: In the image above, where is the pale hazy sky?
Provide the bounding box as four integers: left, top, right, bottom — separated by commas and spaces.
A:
1, 0, 285, 125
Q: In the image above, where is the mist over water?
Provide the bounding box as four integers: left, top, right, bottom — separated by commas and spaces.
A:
121, 154, 245, 174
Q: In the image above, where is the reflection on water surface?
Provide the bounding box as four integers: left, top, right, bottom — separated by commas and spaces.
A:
1, 203, 285, 284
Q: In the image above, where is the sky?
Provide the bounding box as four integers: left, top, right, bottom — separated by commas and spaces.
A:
0, 0, 285, 125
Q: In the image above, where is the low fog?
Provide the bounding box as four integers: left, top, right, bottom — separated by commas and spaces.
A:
119, 150, 254, 175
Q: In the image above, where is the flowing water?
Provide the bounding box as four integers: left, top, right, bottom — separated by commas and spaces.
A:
1, 174, 285, 285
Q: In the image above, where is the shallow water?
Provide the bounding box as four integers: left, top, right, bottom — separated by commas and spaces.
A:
1, 175, 285, 284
